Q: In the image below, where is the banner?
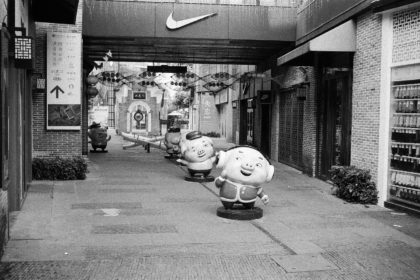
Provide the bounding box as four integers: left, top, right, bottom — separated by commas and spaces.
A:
88, 106, 109, 127
46, 32, 82, 130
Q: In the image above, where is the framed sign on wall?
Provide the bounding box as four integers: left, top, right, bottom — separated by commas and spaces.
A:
46, 32, 82, 130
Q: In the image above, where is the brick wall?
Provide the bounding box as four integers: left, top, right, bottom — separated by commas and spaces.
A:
33, 1, 83, 158
351, 12, 382, 181
302, 68, 317, 176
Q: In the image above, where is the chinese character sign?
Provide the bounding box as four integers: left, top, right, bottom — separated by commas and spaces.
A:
46, 32, 82, 130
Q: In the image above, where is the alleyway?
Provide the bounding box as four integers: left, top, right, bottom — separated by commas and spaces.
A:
1, 132, 420, 279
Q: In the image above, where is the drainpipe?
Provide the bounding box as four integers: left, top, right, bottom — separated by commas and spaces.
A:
314, 53, 322, 177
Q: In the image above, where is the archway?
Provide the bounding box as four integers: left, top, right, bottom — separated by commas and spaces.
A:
127, 100, 152, 134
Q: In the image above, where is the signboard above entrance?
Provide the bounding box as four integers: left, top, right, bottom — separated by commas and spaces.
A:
133, 91, 146, 100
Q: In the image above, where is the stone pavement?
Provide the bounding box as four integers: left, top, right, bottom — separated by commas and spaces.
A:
1, 131, 420, 279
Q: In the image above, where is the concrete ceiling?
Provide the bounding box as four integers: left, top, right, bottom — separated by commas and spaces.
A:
83, 36, 293, 65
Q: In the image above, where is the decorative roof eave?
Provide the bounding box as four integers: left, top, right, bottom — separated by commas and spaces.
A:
371, 0, 420, 13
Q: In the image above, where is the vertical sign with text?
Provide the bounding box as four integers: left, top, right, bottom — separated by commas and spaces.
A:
46, 32, 81, 130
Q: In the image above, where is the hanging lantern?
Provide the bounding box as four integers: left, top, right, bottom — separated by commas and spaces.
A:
86, 86, 99, 98
86, 75, 99, 85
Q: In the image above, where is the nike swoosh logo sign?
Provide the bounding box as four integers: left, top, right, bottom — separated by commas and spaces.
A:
166, 12, 217, 30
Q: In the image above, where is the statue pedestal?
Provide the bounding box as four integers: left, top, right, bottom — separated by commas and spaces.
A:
165, 154, 179, 159
185, 175, 214, 183
216, 206, 263, 220
90, 149, 108, 153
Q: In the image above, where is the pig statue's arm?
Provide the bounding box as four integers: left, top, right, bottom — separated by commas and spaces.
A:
257, 188, 269, 205
176, 159, 188, 166
214, 176, 226, 189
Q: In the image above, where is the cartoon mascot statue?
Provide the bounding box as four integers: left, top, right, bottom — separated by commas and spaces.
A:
177, 131, 216, 182
214, 146, 274, 220
88, 122, 111, 153
164, 127, 181, 159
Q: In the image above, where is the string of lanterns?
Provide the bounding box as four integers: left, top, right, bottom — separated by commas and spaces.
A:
86, 57, 263, 100
91, 70, 244, 94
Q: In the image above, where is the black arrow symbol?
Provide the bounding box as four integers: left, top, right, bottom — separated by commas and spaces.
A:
50, 85, 64, 98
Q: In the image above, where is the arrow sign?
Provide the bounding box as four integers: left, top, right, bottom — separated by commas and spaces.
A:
50, 85, 64, 98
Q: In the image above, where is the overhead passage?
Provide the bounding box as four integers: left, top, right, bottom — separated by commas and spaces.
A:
83, 0, 297, 64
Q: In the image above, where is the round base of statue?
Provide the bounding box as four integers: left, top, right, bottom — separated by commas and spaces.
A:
185, 175, 215, 182
165, 154, 178, 159
216, 205, 263, 220
90, 149, 108, 153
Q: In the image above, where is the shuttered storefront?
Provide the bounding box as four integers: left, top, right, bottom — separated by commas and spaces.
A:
278, 88, 304, 170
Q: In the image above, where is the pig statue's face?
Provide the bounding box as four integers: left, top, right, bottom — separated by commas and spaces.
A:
217, 147, 274, 186
181, 136, 214, 163
165, 131, 181, 153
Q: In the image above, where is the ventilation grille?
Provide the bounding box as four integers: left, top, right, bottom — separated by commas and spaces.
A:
392, 7, 420, 64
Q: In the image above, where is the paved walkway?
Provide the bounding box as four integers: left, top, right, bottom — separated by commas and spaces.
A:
1, 131, 420, 279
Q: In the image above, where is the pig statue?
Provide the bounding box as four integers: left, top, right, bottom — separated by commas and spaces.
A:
164, 127, 181, 159
88, 122, 111, 152
215, 146, 274, 217
176, 131, 216, 182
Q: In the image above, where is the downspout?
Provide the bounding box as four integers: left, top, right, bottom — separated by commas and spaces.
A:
314, 52, 322, 177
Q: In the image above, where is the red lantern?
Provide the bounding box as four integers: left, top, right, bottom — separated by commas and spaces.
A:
86, 75, 99, 85
86, 86, 99, 98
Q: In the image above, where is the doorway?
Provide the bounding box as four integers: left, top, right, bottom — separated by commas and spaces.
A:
239, 98, 255, 145
320, 70, 352, 178
278, 89, 304, 169
259, 91, 271, 156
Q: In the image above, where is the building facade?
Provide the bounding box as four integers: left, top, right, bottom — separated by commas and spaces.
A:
3, 0, 419, 258
215, 0, 420, 214
274, 0, 420, 212
0, 0, 79, 259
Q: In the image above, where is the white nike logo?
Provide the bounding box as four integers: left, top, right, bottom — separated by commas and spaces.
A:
166, 12, 217, 30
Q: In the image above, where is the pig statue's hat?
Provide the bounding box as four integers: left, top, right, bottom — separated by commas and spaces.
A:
89, 122, 101, 129
186, 131, 202, 140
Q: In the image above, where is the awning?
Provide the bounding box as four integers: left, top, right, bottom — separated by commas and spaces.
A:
371, 0, 420, 13
33, 0, 79, 24
278, 20, 356, 67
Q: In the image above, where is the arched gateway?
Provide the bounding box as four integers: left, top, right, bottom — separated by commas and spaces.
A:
127, 101, 152, 134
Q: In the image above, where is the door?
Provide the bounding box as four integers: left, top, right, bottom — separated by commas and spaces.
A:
239, 98, 256, 146
0, 28, 10, 191
259, 91, 271, 156
246, 105, 254, 145
320, 71, 352, 178
278, 89, 304, 169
